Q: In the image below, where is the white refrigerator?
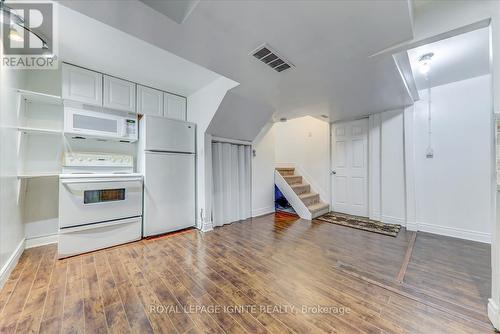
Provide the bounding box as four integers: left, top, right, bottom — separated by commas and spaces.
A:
138, 116, 196, 237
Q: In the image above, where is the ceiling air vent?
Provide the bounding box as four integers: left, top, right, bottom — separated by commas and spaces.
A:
251, 44, 293, 72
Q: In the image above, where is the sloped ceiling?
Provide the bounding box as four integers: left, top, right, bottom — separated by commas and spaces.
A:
207, 91, 275, 141
408, 27, 490, 90
57, 5, 220, 97
58, 0, 415, 140
139, 0, 200, 24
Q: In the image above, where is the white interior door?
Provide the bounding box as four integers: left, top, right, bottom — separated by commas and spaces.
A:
331, 118, 368, 216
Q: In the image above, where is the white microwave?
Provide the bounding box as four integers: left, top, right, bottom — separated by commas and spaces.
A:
64, 107, 138, 142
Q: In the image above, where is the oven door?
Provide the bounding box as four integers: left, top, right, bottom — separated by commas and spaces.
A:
59, 176, 143, 229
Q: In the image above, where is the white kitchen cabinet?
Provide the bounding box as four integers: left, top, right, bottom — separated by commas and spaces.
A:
62, 63, 103, 106
137, 85, 163, 116
164, 92, 187, 121
103, 75, 136, 112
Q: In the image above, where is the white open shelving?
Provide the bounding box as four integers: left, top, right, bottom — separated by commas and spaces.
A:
16, 89, 64, 180
17, 126, 63, 135
17, 173, 60, 179
17, 89, 62, 105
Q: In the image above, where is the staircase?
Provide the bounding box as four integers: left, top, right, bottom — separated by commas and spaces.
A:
275, 167, 330, 220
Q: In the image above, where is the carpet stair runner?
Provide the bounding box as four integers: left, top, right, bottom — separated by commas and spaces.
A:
276, 167, 330, 219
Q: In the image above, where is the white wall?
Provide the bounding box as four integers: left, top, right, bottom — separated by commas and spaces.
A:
23, 178, 59, 241
251, 123, 276, 217
0, 53, 27, 285
381, 110, 406, 225
368, 114, 382, 220
404, 106, 417, 229
410, 74, 492, 242
274, 116, 330, 202
369, 77, 492, 237
187, 77, 239, 231
369, 110, 406, 225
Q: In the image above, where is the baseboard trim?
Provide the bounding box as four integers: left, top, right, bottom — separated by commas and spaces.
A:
382, 215, 406, 226
25, 234, 58, 249
252, 206, 275, 217
369, 212, 381, 221
405, 221, 418, 231
488, 299, 500, 330
198, 220, 213, 233
0, 238, 25, 289
416, 221, 491, 243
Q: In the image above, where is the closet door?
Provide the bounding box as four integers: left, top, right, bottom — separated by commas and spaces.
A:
103, 75, 136, 112
164, 92, 187, 121
137, 85, 163, 116
212, 142, 251, 226
62, 63, 103, 106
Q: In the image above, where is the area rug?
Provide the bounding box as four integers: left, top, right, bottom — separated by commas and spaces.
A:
316, 212, 401, 237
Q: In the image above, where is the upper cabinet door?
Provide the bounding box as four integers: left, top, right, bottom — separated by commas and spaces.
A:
164, 92, 187, 121
137, 85, 163, 116
62, 63, 103, 106
103, 75, 136, 112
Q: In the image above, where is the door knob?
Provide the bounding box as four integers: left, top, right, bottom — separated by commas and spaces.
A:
331, 170, 336, 175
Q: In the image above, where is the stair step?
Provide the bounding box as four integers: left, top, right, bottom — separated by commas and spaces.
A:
276, 167, 295, 176
308, 202, 330, 219
283, 175, 302, 184
291, 183, 310, 195
299, 192, 320, 206
307, 202, 329, 214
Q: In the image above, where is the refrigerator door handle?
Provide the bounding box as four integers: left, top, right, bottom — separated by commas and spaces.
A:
146, 150, 195, 155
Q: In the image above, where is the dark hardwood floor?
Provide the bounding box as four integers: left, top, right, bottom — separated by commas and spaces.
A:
0, 212, 494, 333
404, 232, 491, 319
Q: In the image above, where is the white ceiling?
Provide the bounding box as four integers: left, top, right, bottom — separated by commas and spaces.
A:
58, 0, 415, 140
407, 27, 490, 91
139, 0, 200, 24
57, 5, 221, 96
207, 91, 275, 140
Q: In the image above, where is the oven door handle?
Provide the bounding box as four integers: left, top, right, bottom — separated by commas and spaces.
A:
61, 178, 142, 184
59, 216, 141, 233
